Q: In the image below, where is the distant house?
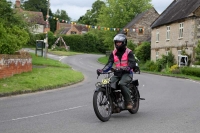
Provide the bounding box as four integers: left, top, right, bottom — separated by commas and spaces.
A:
55, 21, 88, 35
14, 0, 49, 34
121, 7, 159, 45
151, 0, 200, 64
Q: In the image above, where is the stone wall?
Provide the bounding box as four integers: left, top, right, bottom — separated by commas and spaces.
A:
0, 51, 32, 79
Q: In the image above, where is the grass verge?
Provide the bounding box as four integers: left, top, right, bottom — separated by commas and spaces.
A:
0, 53, 84, 97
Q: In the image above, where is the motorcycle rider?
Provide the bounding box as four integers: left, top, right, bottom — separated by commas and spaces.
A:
97, 34, 137, 109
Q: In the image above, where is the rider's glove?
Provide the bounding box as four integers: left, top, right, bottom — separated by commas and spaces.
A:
124, 66, 131, 72
97, 69, 103, 75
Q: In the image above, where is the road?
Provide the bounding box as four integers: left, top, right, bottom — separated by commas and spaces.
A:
0, 53, 200, 133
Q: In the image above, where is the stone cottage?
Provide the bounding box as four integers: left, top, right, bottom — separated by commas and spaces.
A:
151, 0, 200, 64
121, 7, 159, 45
15, 0, 49, 34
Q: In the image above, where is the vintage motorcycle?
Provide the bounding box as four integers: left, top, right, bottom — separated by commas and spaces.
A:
93, 69, 145, 122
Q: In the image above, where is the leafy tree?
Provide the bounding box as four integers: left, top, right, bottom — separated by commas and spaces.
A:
97, 0, 152, 49
54, 9, 71, 21
195, 40, 200, 62
135, 41, 151, 62
0, 0, 29, 54
78, 0, 105, 25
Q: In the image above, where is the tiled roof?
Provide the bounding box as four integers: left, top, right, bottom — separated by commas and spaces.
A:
151, 0, 200, 28
23, 11, 46, 25
119, 8, 156, 33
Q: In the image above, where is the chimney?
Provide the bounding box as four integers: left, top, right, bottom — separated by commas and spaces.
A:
15, 0, 20, 8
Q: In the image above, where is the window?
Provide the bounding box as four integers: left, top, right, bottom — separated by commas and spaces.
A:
166, 26, 170, 40
179, 23, 184, 38
138, 27, 144, 35
166, 51, 169, 55
156, 29, 159, 42
71, 31, 77, 34
34, 24, 39, 29
156, 51, 159, 60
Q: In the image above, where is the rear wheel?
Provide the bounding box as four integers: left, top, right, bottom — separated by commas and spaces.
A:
93, 90, 112, 122
128, 86, 140, 114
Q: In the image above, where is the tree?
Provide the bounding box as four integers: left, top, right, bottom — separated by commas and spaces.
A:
195, 40, 200, 63
78, 0, 105, 25
22, 0, 49, 18
135, 42, 151, 62
97, 0, 152, 49
0, 0, 29, 54
54, 9, 71, 21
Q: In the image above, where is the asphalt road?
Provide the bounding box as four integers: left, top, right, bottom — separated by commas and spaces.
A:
0, 53, 200, 133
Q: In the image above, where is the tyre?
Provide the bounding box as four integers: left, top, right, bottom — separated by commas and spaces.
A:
93, 90, 112, 122
128, 86, 140, 114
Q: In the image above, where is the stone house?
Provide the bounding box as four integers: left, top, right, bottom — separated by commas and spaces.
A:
151, 0, 200, 64
121, 7, 159, 45
55, 21, 88, 35
15, 0, 49, 34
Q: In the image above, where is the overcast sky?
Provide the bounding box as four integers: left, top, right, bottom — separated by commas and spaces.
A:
9, 0, 173, 21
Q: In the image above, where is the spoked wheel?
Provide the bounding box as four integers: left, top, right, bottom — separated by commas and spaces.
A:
93, 90, 112, 122
128, 86, 140, 114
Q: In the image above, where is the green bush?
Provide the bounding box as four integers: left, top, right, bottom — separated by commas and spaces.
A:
155, 51, 175, 72
180, 67, 200, 77
135, 42, 150, 62
142, 60, 157, 71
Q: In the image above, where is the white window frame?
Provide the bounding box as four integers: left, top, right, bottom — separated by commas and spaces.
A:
166, 26, 170, 40
179, 23, 184, 39
156, 29, 159, 42
156, 51, 159, 60
166, 51, 169, 56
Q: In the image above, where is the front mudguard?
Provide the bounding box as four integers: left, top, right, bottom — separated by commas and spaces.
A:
94, 85, 106, 92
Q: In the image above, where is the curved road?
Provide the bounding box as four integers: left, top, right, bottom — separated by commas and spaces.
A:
0, 53, 200, 133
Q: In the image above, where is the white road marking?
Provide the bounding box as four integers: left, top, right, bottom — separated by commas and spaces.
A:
186, 79, 200, 84
59, 56, 66, 61
0, 105, 87, 123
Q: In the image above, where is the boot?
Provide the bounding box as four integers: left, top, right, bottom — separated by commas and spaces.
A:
126, 102, 133, 109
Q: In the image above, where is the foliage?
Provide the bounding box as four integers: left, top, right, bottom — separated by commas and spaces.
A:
97, 0, 152, 48
60, 33, 103, 53
0, 0, 29, 54
155, 51, 175, 72
54, 9, 71, 21
134, 41, 151, 62
78, 0, 105, 25
169, 64, 180, 74
195, 40, 200, 62
180, 67, 200, 77
142, 60, 157, 71
127, 40, 137, 51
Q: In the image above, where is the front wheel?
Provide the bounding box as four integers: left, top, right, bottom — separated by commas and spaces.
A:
128, 86, 140, 114
93, 90, 112, 122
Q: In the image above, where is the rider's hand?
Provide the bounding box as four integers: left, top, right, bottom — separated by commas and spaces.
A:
123, 66, 131, 72
97, 69, 103, 75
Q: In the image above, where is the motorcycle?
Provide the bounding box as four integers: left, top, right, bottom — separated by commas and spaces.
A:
93, 68, 145, 122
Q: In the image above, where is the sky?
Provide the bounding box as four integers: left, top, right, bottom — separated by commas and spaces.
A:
9, 0, 173, 21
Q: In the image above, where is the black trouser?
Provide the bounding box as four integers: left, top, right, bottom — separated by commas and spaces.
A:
110, 73, 133, 102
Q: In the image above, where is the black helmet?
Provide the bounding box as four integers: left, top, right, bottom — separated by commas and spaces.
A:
113, 34, 127, 50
